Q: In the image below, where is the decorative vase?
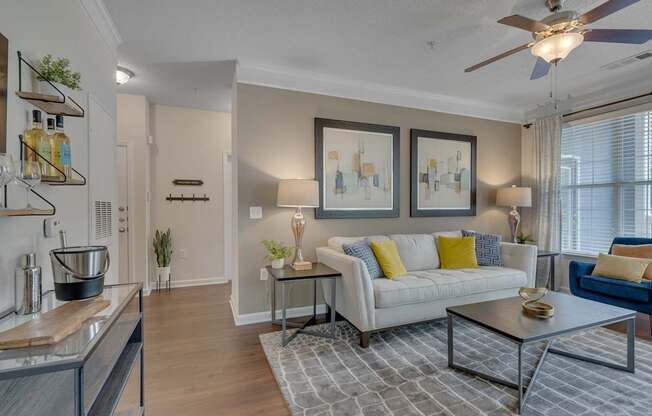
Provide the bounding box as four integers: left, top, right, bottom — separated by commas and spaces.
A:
157, 266, 171, 282
271, 258, 284, 269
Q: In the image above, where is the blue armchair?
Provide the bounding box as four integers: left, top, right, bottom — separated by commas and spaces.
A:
569, 238, 652, 322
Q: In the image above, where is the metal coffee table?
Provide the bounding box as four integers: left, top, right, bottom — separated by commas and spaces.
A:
447, 292, 636, 414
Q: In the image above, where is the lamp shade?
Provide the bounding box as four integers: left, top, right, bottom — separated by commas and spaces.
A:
277, 179, 320, 208
496, 186, 531, 208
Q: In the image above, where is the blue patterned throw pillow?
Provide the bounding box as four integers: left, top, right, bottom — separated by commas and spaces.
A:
342, 240, 383, 279
462, 230, 502, 266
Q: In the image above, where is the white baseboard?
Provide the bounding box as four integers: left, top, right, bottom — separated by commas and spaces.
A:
150, 276, 229, 290
231, 303, 328, 326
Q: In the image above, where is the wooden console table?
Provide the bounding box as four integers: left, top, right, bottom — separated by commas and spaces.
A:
0, 283, 144, 416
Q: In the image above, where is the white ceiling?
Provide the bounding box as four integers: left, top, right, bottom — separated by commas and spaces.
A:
115, 60, 234, 112
104, 0, 652, 121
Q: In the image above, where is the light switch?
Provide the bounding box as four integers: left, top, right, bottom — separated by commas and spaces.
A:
249, 206, 263, 219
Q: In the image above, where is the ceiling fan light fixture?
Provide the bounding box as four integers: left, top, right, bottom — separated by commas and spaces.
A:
531, 32, 584, 63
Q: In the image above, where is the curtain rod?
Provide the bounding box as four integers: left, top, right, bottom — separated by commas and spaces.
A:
522, 91, 652, 129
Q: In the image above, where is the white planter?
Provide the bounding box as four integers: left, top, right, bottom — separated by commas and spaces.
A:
38, 80, 71, 98
271, 258, 285, 269
157, 266, 171, 283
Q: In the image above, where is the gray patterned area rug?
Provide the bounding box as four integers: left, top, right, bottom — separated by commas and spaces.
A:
259, 319, 652, 416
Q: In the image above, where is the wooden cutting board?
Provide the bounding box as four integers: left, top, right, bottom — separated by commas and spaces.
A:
0, 298, 111, 350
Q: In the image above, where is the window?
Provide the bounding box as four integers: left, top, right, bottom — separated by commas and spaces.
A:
561, 109, 652, 255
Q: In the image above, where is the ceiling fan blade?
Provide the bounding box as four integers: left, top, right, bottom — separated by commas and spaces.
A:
498, 15, 549, 33
465, 43, 531, 73
579, 0, 640, 24
530, 58, 551, 80
584, 29, 652, 44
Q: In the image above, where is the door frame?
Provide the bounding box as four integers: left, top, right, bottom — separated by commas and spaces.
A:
223, 151, 233, 281
117, 141, 136, 284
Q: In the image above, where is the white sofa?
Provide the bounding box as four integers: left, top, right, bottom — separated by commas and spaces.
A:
316, 231, 538, 347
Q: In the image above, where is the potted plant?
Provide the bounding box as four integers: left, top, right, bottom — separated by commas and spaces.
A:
35, 54, 81, 96
153, 228, 172, 283
262, 240, 293, 269
516, 231, 535, 245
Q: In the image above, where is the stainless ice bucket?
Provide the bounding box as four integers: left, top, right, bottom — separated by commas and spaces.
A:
50, 246, 110, 301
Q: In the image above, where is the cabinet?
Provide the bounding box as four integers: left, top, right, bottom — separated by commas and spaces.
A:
0, 283, 144, 416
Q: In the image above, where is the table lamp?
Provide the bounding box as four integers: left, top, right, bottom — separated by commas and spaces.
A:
496, 185, 532, 243
277, 179, 320, 270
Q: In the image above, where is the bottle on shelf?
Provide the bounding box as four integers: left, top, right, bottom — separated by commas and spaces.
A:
23, 110, 45, 176
52, 115, 71, 179
41, 118, 55, 176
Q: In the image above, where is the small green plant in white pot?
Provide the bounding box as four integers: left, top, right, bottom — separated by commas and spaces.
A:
262, 240, 293, 269
35, 54, 81, 96
154, 229, 172, 283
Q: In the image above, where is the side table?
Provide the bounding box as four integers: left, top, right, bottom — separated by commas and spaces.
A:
267, 263, 341, 347
538, 250, 560, 291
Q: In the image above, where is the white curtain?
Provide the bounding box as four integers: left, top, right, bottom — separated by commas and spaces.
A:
528, 116, 562, 285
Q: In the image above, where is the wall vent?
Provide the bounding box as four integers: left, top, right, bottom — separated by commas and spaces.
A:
601, 50, 652, 70
94, 200, 112, 242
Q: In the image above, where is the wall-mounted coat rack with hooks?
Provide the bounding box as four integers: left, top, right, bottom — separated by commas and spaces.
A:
166, 193, 210, 202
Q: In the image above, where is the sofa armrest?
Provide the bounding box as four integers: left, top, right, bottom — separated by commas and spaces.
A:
569, 260, 596, 294
501, 242, 538, 288
316, 247, 376, 332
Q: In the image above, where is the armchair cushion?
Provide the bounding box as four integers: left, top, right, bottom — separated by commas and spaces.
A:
580, 275, 652, 303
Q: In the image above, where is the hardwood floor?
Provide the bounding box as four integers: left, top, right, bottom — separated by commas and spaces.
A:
143, 283, 291, 416
143, 283, 652, 416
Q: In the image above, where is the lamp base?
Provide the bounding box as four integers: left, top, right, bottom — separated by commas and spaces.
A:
291, 261, 313, 271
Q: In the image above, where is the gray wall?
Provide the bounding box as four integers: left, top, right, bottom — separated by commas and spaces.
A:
236, 84, 522, 315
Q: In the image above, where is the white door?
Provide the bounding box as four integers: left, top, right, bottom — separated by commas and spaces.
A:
116, 144, 130, 284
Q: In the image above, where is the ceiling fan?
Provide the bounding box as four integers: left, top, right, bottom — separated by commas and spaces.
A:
465, 0, 652, 80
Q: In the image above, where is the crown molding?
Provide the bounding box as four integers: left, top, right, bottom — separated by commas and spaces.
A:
80, 0, 122, 58
525, 70, 652, 121
237, 63, 524, 124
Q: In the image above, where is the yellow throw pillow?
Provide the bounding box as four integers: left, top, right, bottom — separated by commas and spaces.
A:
369, 240, 406, 278
611, 244, 652, 280
438, 236, 479, 269
592, 253, 651, 283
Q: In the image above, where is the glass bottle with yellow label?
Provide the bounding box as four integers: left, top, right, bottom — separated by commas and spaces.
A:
23, 110, 45, 176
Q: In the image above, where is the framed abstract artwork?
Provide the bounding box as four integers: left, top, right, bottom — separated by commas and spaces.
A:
410, 129, 476, 217
315, 118, 400, 219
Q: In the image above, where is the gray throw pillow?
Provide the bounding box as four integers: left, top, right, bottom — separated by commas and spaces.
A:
342, 240, 383, 279
462, 230, 502, 266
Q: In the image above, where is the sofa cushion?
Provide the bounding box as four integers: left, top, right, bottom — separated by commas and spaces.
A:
373, 266, 526, 309
462, 230, 502, 266
580, 274, 651, 303
342, 240, 383, 279
370, 240, 407, 278
438, 236, 479, 269
327, 235, 388, 253
389, 234, 439, 271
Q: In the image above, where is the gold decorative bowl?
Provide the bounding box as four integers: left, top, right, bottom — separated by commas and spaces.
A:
519, 287, 554, 318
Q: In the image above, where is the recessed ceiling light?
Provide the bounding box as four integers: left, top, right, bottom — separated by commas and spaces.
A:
116, 66, 135, 85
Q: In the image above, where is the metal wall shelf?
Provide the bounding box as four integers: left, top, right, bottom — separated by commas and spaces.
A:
15, 51, 84, 118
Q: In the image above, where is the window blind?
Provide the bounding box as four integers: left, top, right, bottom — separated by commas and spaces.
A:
561, 109, 652, 255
